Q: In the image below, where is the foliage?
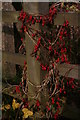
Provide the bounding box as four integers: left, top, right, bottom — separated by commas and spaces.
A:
2, 2, 80, 120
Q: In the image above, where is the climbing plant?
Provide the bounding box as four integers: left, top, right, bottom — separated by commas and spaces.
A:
2, 2, 80, 120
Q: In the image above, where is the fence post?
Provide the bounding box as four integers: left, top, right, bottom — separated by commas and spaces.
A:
23, 2, 49, 109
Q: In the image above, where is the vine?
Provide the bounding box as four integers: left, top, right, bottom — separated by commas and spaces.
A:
16, 3, 80, 119
2, 2, 80, 120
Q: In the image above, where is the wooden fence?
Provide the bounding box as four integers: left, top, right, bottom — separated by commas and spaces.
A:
1, 2, 80, 119
2, 4, 80, 80
2, 2, 80, 94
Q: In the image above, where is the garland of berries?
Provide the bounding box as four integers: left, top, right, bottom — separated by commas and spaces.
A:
18, 11, 70, 70
16, 3, 80, 119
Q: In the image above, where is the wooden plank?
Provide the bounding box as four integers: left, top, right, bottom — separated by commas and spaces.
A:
1, 11, 80, 26
1, 50, 80, 79
2, 51, 26, 66
2, 11, 20, 23
54, 12, 80, 26
58, 63, 80, 80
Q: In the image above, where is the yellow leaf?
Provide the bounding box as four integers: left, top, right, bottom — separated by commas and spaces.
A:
22, 108, 33, 119
5, 104, 11, 110
12, 99, 20, 110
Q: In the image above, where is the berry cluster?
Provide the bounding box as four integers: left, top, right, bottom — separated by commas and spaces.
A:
17, 3, 79, 120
